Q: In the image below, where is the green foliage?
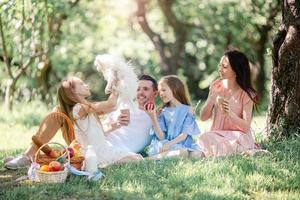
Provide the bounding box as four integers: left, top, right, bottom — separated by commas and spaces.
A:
1, 0, 280, 106
0, 100, 52, 127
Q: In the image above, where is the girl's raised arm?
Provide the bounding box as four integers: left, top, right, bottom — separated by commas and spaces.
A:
91, 92, 118, 115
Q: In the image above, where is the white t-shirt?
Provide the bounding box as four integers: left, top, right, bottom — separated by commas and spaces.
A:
105, 108, 152, 153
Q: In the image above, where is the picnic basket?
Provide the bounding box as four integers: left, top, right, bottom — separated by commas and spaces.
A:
35, 142, 69, 183
33, 111, 84, 170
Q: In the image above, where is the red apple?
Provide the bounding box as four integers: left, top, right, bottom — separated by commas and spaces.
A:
214, 80, 222, 89
67, 147, 74, 158
60, 147, 75, 158
144, 102, 155, 111
49, 161, 62, 172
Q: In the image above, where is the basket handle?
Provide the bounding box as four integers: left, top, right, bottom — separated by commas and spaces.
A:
35, 111, 75, 146
34, 142, 71, 165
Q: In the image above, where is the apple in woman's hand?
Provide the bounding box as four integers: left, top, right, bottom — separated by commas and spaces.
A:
213, 80, 222, 89
144, 102, 155, 111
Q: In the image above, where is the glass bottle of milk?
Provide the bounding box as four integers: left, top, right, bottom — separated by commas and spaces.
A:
84, 145, 98, 173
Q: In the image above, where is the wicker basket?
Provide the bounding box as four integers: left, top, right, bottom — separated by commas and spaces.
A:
34, 112, 84, 170
36, 153, 84, 170
36, 170, 69, 183
35, 142, 69, 183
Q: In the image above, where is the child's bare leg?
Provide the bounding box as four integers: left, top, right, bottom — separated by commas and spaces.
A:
147, 149, 189, 161
25, 114, 62, 158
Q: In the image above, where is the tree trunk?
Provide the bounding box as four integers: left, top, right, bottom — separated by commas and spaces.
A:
4, 79, 16, 111
37, 57, 52, 101
267, 0, 300, 138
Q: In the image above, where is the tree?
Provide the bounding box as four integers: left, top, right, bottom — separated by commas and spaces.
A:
135, 0, 280, 101
267, 0, 300, 138
0, 0, 41, 110
36, 0, 80, 101
136, 0, 208, 99
0, 0, 80, 109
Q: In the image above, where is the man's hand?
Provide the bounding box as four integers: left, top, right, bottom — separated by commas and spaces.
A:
117, 111, 130, 126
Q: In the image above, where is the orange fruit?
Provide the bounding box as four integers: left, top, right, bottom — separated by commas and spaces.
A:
73, 143, 81, 150
40, 165, 50, 172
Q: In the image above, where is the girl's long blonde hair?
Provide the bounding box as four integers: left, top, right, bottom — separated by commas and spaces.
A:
158, 75, 191, 114
56, 78, 77, 144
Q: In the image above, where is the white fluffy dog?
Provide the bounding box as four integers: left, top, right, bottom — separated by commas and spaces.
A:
94, 54, 138, 110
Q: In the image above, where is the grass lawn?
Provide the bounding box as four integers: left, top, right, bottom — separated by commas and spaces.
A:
0, 104, 299, 200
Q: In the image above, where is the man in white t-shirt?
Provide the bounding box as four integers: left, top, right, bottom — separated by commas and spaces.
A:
105, 74, 158, 153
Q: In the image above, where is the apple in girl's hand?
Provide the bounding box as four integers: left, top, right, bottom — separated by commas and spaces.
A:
144, 102, 155, 111
49, 161, 62, 171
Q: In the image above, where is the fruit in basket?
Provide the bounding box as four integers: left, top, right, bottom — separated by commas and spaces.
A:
67, 147, 75, 158
72, 142, 81, 150
49, 161, 62, 171
69, 140, 84, 158
60, 147, 75, 158
74, 151, 83, 158
70, 140, 81, 149
40, 165, 50, 172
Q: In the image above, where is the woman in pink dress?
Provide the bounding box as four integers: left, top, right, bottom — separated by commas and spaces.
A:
198, 50, 259, 157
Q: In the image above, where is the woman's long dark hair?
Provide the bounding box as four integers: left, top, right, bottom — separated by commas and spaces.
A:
224, 50, 258, 104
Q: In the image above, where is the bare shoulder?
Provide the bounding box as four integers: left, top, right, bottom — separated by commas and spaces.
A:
76, 103, 89, 119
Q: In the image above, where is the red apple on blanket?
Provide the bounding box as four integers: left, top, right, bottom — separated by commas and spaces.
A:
144, 101, 155, 111
49, 161, 63, 171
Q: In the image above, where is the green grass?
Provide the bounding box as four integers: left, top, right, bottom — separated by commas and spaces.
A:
0, 102, 299, 200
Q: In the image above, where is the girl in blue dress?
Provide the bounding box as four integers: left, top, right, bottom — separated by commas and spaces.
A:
145, 75, 202, 160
